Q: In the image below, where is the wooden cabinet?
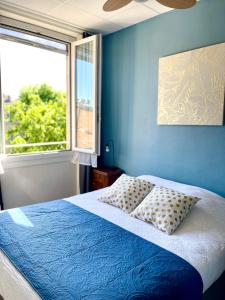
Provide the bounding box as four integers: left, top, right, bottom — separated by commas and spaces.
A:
91, 167, 123, 190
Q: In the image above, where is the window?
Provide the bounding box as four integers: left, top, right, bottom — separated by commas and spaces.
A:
0, 27, 69, 154
72, 35, 101, 154
0, 25, 101, 158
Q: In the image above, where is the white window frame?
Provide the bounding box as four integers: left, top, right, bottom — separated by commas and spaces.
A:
0, 19, 101, 166
71, 34, 101, 155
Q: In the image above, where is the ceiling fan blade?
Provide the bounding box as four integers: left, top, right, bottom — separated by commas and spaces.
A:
156, 0, 196, 9
103, 0, 133, 12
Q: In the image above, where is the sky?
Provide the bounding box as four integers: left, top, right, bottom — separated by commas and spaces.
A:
0, 37, 93, 104
76, 58, 93, 104
0, 39, 67, 100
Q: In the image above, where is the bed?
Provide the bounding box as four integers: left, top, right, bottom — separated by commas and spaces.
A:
0, 175, 225, 300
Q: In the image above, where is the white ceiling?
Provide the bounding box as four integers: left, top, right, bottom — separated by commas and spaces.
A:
0, 0, 173, 34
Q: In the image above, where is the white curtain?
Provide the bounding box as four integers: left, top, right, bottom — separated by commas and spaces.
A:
72, 151, 97, 167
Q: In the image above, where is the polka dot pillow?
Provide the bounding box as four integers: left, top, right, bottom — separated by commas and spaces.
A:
98, 174, 155, 213
130, 186, 200, 234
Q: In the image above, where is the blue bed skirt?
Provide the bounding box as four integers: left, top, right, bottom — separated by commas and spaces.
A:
0, 200, 203, 299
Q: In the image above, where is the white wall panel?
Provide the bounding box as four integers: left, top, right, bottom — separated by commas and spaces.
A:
1, 161, 78, 209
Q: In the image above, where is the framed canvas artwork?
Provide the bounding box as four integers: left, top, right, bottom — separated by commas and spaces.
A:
158, 43, 225, 125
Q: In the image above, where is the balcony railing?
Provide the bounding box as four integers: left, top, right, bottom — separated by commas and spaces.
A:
5, 141, 68, 149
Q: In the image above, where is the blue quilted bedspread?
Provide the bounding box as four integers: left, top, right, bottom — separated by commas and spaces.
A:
0, 200, 203, 300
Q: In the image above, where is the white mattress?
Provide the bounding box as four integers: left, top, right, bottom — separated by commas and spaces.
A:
1, 175, 225, 300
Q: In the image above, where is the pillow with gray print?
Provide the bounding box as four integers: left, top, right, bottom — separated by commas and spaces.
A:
98, 174, 155, 213
130, 186, 200, 234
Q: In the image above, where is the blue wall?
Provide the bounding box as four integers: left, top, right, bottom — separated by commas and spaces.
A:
102, 0, 225, 197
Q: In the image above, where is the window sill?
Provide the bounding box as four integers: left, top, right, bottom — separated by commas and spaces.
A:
1, 151, 74, 170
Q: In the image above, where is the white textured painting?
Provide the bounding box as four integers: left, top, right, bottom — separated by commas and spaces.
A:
158, 43, 225, 125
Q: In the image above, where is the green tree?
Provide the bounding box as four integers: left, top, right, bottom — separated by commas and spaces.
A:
4, 84, 67, 154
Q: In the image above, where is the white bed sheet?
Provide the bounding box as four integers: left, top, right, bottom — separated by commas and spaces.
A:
1, 175, 225, 300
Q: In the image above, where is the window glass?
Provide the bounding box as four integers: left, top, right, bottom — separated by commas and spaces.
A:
0, 34, 69, 154
0, 27, 67, 52
75, 41, 95, 150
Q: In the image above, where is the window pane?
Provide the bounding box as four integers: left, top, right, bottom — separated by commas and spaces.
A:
75, 41, 94, 150
0, 37, 69, 155
0, 27, 67, 52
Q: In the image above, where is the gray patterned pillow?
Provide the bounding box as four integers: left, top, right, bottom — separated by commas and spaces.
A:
98, 174, 155, 213
130, 186, 200, 234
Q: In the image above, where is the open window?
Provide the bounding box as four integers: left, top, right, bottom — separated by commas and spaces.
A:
0, 23, 101, 162
71, 35, 101, 155
0, 26, 69, 155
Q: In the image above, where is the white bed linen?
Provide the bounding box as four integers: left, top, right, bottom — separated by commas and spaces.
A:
1, 175, 225, 300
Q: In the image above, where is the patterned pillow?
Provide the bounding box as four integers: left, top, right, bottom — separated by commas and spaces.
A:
98, 174, 155, 213
130, 186, 200, 234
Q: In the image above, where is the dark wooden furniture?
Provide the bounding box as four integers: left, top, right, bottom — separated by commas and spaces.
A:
91, 167, 123, 190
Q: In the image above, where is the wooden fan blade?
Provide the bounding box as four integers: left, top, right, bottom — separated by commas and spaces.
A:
103, 0, 133, 12
156, 0, 196, 9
